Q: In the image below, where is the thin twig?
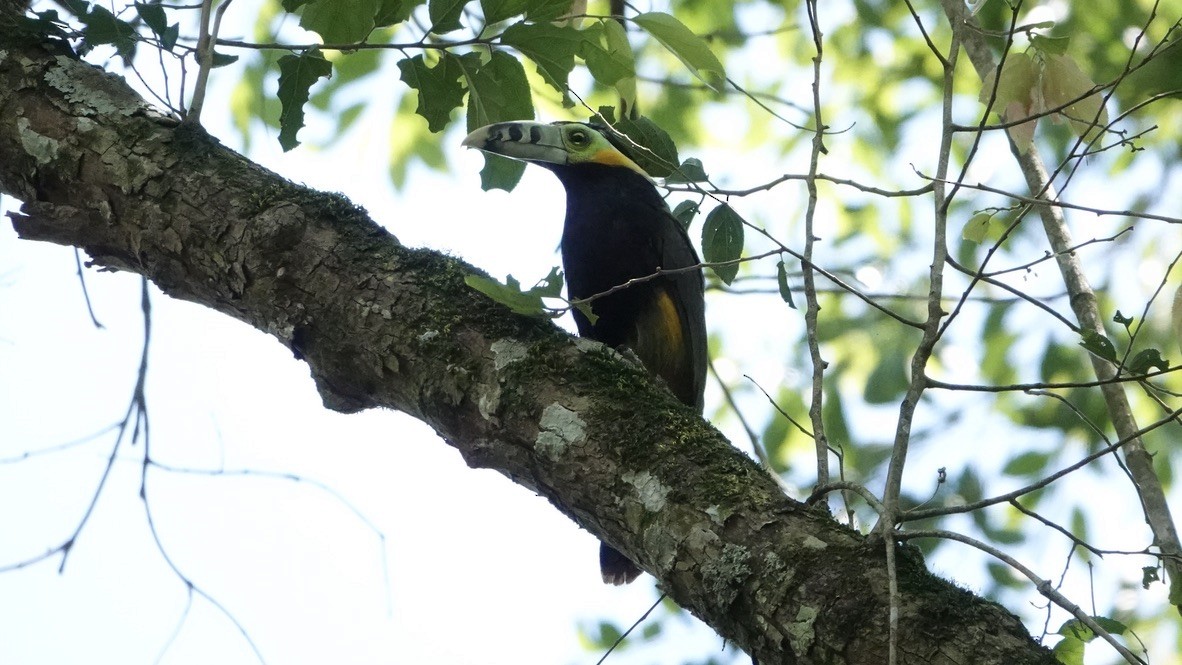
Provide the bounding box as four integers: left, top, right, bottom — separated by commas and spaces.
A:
900, 529, 1146, 665
594, 594, 666, 665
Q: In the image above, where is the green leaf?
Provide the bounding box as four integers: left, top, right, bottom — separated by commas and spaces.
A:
1112, 310, 1134, 327
1128, 348, 1168, 375
1078, 330, 1117, 363
397, 53, 466, 132
481, 0, 528, 24
580, 20, 636, 111
962, 211, 993, 243
1056, 616, 1126, 642
1041, 54, 1109, 142
601, 19, 636, 113
1052, 635, 1085, 665
300, 0, 378, 43
210, 51, 239, 68
80, 5, 137, 57
276, 50, 333, 151
160, 23, 180, 50
500, 22, 581, 101
428, 0, 466, 33
671, 200, 698, 228
1030, 33, 1070, 55
864, 350, 908, 404
456, 51, 533, 190
388, 94, 447, 190
580, 21, 635, 86
596, 108, 679, 177
632, 11, 725, 90
1173, 283, 1182, 357
524, 0, 572, 22
666, 157, 707, 183
986, 561, 1023, 589
376, 0, 420, 26
980, 52, 1038, 152
776, 259, 796, 308
460, 50, 534, 130
479, 153, 527, 191
465, 268, 564, 318
1002, 450, 1051, 476
134, 2, 167, 36
701, 204, 744, 285
1142, 566, 1161, 589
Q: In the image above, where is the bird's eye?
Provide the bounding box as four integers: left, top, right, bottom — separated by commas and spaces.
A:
568, 129, 590, 146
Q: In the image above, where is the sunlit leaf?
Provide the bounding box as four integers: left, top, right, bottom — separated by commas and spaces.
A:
1041, 54, 1109, 142
1030, 33, 1069, 55
300, 0, 378, 42
500, 21, 581, 101
481, 0, 528, 24
1002, 451, 1051, 476
465, 267, 564, 318
632, 11, 725, 90
865, 349, 907, 403
962, 211, 994, 243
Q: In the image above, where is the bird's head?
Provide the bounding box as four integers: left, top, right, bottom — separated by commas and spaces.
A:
462, 121, 649, 178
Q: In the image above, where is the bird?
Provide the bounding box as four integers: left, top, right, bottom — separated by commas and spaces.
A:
463, 120, 707, 585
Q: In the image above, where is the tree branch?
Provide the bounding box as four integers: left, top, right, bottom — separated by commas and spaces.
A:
938, 0, 1182, 615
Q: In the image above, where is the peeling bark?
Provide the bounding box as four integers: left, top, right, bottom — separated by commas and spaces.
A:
0, 17, 1058, 665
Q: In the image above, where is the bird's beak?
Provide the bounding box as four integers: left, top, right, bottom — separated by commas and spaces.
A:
462, 122, 570, 166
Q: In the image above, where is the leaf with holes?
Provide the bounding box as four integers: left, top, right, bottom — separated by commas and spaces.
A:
1128, 348, 1168, 375
457, 51, 533, 190
300, 0, 379, 42
1078, 329, 1116, 363
277, 50, 333, 151
465, 267, 564, 318
500, 21, 580, 102
398, 53, 466, 132
702, 204, 744, 285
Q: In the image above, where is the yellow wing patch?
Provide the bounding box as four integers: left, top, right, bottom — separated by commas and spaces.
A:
632, 289, 686, 387
653, 290, 684, 354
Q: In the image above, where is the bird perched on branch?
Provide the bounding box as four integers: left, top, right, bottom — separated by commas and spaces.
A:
463, 120, 707, 585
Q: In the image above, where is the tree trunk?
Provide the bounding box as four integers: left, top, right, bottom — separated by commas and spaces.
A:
0, 14, 1056, 665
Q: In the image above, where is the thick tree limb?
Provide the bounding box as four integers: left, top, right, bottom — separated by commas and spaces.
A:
0, 20, 1058, 665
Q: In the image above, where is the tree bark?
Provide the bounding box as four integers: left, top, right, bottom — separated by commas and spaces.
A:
0, 16, 1057, 665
